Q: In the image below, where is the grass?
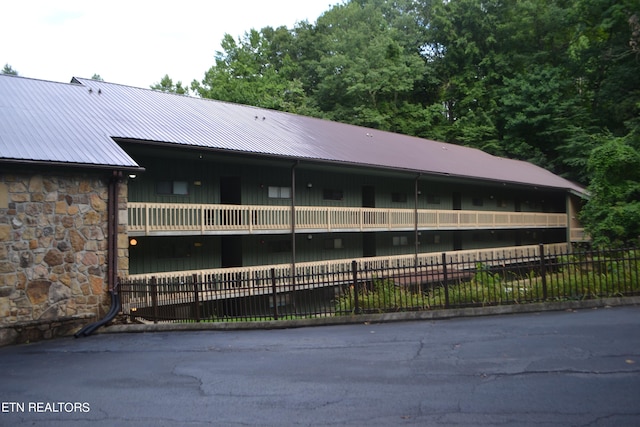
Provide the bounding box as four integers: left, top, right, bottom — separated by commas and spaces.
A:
335, 253, 640, 313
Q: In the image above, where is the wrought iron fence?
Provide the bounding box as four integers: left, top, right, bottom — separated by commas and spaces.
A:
118, 245, 639, 324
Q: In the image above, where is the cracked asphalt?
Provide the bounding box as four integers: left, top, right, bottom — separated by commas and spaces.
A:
1, 306, 639, 426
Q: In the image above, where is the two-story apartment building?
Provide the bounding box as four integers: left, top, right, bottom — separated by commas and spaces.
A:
0, 75, 586, 342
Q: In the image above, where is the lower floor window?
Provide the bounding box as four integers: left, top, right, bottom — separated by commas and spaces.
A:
324, 238, 343, 249
393, 236, 409, 246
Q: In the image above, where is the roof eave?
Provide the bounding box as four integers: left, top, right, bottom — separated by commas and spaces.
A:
0, 158, 145, 173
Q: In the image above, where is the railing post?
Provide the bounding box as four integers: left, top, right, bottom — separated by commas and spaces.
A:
193, 274, 200, 322
201, 205, 206, 234
145, 205, 150, 236
151, 276, 158, 324
271, 268, 279, 320
539, 243, 547, 300
441, 253, 450, 309
352, 260, 360, 314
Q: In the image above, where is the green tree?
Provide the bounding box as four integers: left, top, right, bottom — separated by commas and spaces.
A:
423, 0, 505, 148
568, 0, 640, 136
303, 0, 428, 133
2, 63, 18, 75
191, 27, 313, 113
151, 74, 189, 95
91, 74, 104, 81
581, 136, 640, 246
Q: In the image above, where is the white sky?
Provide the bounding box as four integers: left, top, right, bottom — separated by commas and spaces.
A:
1, 0, 337, 88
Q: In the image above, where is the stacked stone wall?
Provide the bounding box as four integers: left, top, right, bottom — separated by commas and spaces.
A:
0, 171, 128, 346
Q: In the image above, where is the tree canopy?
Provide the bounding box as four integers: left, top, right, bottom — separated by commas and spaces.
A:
151, 74, 189, 95
2, 63, 18, 75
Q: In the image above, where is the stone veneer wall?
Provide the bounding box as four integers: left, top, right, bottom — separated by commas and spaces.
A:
0, 171, 129, 346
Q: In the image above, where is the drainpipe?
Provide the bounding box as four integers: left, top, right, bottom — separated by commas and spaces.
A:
414, 173, 422, 268
291, 161, 299, 278
107, 170, 120, 292
75, 170, 122, 337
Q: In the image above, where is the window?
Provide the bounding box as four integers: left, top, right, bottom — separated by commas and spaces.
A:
472, 198, 484, 207
323, 189, 344, 201
391, 192, 407, 203
268, 186, 291, 199
158, 243, 191, 258
426, 194, 441, 204
268, 240, 292, 253
324, 238, 343, 249
425, 234, 441, 244
393, 236, 409, 246
156, 181, 188, 195
496, 199, 508, 208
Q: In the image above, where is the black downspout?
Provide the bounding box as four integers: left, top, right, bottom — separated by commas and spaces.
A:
75, 171, 122, 338
291, 161, 298, 277
414, 173, 422, 269
290, 161, 299, 314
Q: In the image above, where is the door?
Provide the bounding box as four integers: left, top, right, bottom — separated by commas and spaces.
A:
220, 176, 241, 205
453, 231, 463, 251
453, 192, 462, 210
362, 185, 376, 227
363, 233, 376, 257
362, 186, 375, 208
221, 236, 243, 268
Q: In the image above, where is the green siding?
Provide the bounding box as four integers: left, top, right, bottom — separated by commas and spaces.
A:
128, 235, 221, 274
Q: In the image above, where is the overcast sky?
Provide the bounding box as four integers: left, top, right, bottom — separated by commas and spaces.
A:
1, 0, 337, 88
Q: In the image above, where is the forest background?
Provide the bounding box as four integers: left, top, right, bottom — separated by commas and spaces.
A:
6, 0, 639, 246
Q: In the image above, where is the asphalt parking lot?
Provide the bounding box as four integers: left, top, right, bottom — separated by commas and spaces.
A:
1, 305, 639, 426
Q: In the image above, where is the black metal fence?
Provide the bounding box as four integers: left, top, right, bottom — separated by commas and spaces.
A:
118, 245, 640, 323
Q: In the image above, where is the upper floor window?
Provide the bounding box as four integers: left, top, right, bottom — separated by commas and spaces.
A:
157, 181, 188, 195
472, 197, 484, 207
426, 194, 441, 204
268, 186, 291, 199
323, 189, 344, 201
391, 192, 407, 203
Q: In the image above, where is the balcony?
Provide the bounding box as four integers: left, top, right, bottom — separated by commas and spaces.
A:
126, 242, 569, 282
127, 203, 569, 236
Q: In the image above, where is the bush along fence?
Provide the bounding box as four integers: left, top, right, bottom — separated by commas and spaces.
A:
118, 245, 640, 323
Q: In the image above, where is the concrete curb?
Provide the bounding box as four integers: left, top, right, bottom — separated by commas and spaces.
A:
96, 296, 640, 335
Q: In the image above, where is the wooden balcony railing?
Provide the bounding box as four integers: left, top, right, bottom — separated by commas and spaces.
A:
570, 228, 590, 242
127, 203, 569, 236
126, 243, 569, 283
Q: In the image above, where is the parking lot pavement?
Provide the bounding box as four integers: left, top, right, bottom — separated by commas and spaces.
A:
1, 305, 639, 426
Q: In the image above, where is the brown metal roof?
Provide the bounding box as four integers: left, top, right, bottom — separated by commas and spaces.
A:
0, 76, 140, 169
0, 75, 585, 194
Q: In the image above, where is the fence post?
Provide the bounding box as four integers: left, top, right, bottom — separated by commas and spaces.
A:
151, 276, 158, 324
351, 260, 360, 314
192, 274, 200, 322
441, 253, 450, 309
271, 268, 279, 320
539, 244, 547, 300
